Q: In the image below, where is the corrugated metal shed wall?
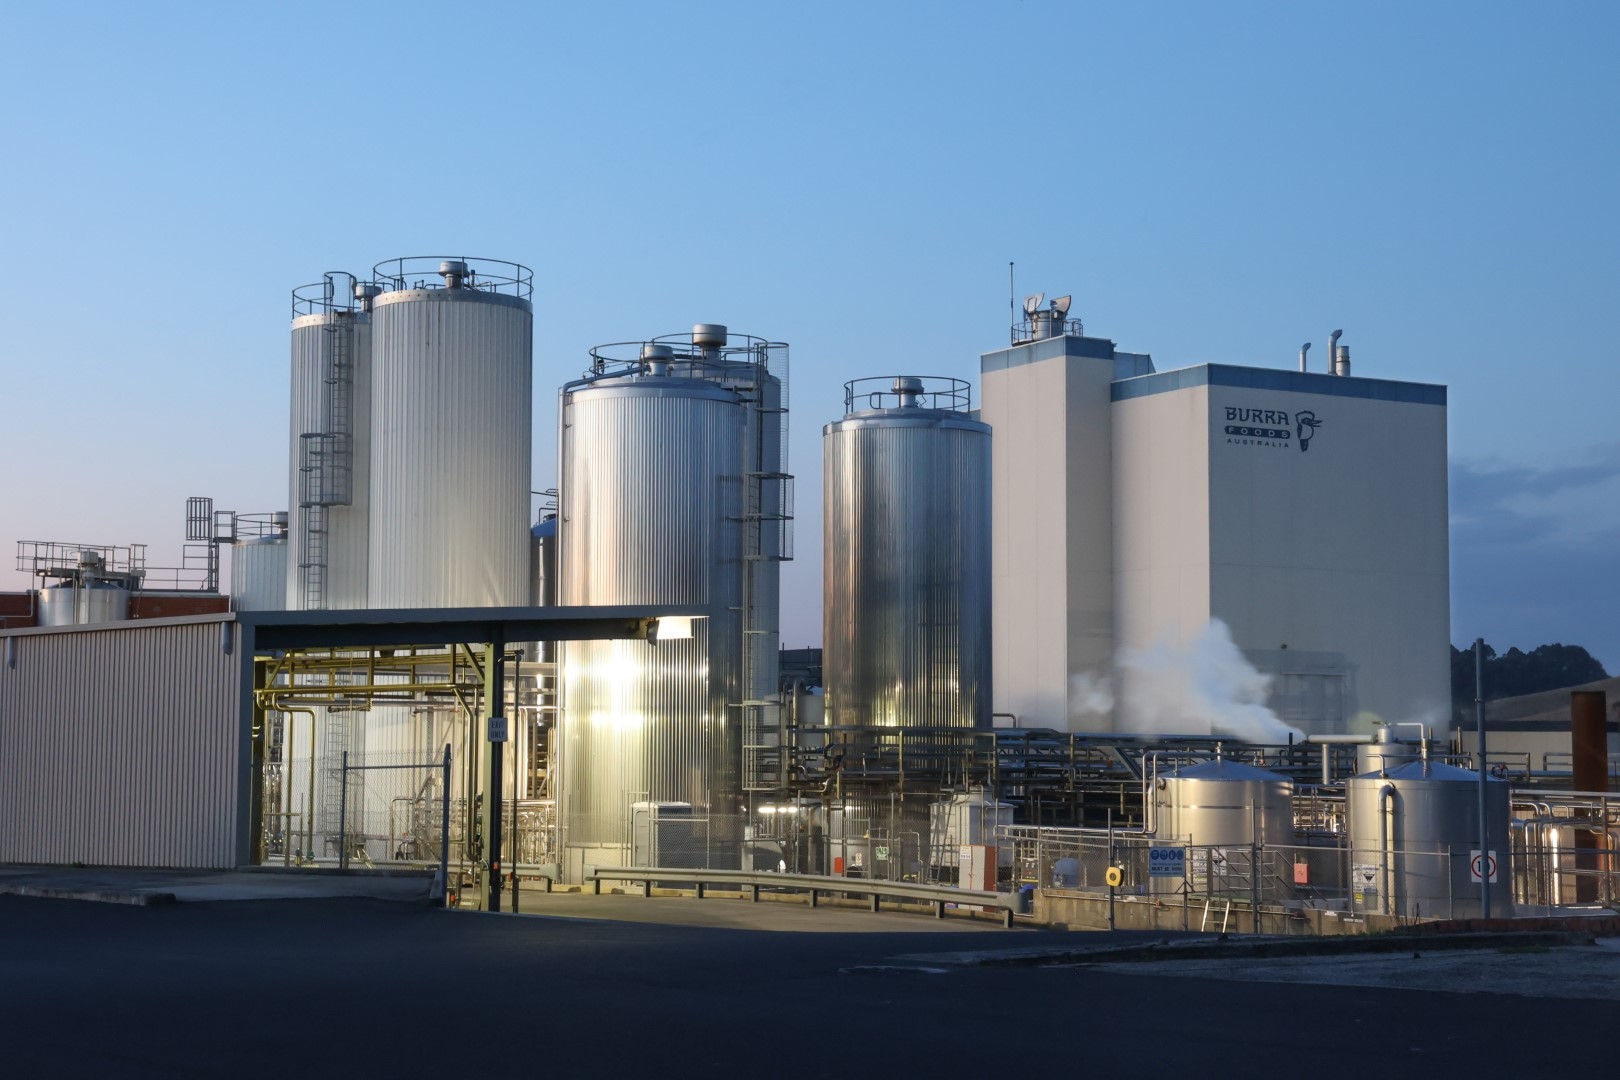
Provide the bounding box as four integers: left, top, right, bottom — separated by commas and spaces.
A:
0, 617, 246, 868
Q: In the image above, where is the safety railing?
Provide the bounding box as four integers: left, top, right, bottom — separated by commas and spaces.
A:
584, 865, 1023, 927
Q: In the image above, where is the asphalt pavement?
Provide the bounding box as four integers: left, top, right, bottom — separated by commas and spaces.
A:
1, 885, 1615, 1079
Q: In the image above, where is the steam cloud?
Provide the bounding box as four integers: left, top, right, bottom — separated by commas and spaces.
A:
1113, 619, 1305, 743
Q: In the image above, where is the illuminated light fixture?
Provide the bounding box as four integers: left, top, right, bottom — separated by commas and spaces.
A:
648, 615, 703, 643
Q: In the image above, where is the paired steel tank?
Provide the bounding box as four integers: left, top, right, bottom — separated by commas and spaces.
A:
367, 257, 533, 608
287, 274, 375, 611
556, 325, 789, 876
1151, 755, 1295, 898
1347, 756, 1512, 919
1153, 756, 1295, 846
822, 376, 991, 730
36, 582, 132, 627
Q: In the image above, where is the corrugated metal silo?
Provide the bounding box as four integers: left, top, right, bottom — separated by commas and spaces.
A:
556, 326, 791, 876
287, 273, 373, 610
367, 257, 533, 608
822, 376, 991, 729
231, 535, 288, 611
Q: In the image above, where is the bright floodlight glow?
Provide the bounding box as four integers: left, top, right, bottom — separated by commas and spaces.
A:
655, 616, 694, 641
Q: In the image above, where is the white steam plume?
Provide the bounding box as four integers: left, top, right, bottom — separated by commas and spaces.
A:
1069, 671, 1115, 719
1115, 619, 1304, 743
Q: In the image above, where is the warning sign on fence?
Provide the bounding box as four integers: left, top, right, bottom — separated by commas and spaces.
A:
1148, 846, 1186, 877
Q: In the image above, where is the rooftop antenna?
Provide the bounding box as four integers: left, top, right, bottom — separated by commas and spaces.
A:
1022, 292, 1045, 317
1052, 295, 1072, 319
1008, 261, 1015, 331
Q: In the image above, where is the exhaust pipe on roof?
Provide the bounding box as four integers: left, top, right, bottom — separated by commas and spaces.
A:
1298, 342, 1311, 373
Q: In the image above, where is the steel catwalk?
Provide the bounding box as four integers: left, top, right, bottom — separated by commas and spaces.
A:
822, 382, 991, 729
557, 376, 747, 867
367, 273, 532, 608
287, 309, 372, 610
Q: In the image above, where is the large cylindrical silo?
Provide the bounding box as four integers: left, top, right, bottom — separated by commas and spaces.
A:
367, 257, 532, 607
822, 376, 991, 729
556, 326, 789, 877
287, 274, 374, 610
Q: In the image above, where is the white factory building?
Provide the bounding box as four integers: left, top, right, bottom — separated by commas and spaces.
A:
982, 311, 1450, 737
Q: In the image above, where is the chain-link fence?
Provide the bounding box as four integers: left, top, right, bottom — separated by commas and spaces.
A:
1001, 825, 1600, 923
335, 747, 451, 878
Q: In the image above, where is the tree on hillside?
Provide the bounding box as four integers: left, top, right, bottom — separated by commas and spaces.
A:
1450, 641, 1609, 714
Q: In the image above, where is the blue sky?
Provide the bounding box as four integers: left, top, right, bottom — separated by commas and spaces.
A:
2, 2, 1616, 668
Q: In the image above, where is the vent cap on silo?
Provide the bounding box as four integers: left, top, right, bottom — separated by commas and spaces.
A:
641, 343, 675, 376
439, 260, 470, 288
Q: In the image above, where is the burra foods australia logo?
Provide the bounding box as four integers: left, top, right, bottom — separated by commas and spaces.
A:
1224, 406, 1323, 452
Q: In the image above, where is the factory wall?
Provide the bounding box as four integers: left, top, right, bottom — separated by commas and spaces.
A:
980, 335, 1119, 730
0, 615, 249, 868
1111, 365, 1450, 734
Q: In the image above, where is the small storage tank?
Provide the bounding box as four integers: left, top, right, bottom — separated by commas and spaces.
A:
36, 582, 132, 627
930, 791, 1014, 870
1347, 758, 1512, 920
1153, 755, 1294, 898
1356, 724, 1425, 775
231, 534, 289, 612
288, 274, 374, 610
822, 376, 990, 729
1153, 756, 1295, 847
556, 326, 789, 878
367, 257, 533, 607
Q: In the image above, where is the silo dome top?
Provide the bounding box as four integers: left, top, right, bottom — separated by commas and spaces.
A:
370, 256, 533, 302
840, 375, 974, 417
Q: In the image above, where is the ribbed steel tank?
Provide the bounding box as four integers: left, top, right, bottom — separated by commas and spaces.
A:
287, 275, 374, 610
556, 326, 788, 876
1347, 758, 1512, 920
1152, 756, 1294, 899
1153, 757, 1295, 846
822, 376, 990, 729
231, 536, 288, 611
36, 583, 131, 626
367, 257, 533, 607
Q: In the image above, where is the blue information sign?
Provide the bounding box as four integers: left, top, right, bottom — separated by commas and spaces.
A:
1148, 846, 1187, 877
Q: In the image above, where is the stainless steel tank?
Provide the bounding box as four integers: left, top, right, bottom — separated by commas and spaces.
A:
1347, 759, 1512, 920
36, 582, 132, 626
1152, 756, 1294, 899
556, 326, 788, 877
287, 274, 374, 610
1153, 757, 1295, 846
822, 376, 990, 729
367, 257, 532, 607
230, 536, 288, 611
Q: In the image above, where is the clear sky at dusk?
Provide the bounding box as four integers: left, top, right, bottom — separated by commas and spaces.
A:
2, 2, 1616, 667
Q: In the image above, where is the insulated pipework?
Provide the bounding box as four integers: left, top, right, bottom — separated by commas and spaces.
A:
1298, 342, 1311, 373
1328, 329, 1343, 375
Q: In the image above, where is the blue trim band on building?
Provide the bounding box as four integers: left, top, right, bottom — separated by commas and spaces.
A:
1110, 363, 1446, 406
